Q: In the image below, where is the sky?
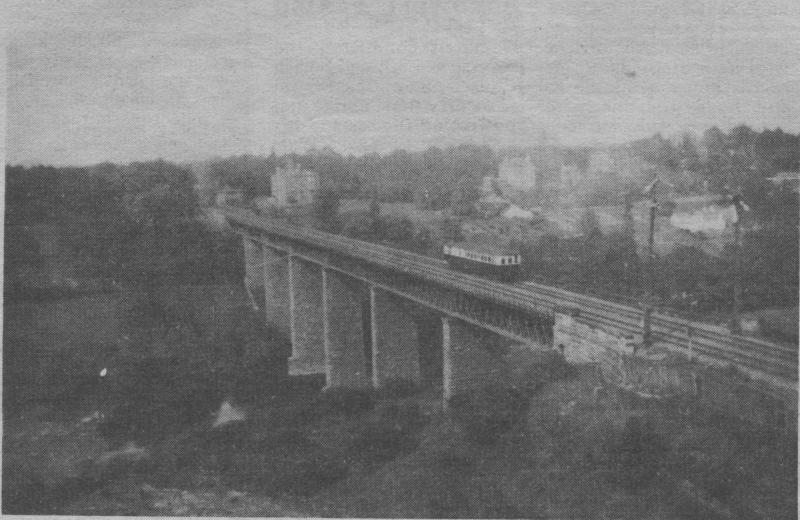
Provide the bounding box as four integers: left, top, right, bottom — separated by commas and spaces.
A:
4, 0, 800, 166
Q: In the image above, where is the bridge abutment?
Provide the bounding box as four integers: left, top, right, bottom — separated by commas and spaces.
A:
370, 287, 421, 388
288, 256, 326, 375
323, 268, 371, 389
442, 317, 509, 403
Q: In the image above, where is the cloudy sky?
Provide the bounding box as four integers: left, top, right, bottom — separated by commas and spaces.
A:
5, 0, 800, 165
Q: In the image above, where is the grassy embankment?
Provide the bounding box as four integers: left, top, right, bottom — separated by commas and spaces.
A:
3, 284, 796, 518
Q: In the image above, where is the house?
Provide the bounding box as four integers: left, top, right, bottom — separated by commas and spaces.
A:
588, 149, 614, 175
215, 186, 244, 206
498, 156, 537, 191
271, 160, 320, 206
767, 171, 800, 193
502, 204, 536, 220
481, 176, 498, 196
668, 196, 737, 234
475, 192, 509, 217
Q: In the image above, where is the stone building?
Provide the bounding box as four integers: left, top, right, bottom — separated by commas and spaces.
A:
271, 160, 320, 206
498, 155, 537, 191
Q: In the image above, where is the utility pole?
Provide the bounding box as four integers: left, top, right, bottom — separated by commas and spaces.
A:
647, 188, 657, 298
640, 177, 665, 350
729, 193, 747, 334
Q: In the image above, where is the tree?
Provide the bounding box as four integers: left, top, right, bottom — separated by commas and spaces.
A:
450, 176, 480, 217
313, 189, 341, 232
382, 217, 415, 242
678, 133, 702, 172
4, 227, 43, 286
577, 209, 601, 237
440, 218, 464, 243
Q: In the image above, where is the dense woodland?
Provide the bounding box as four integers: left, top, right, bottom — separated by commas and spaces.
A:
4, 125, 799, 338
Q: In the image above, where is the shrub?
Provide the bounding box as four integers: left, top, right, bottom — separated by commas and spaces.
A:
448, 385, 531, 445
433, 450, 475, 474
607, 415, 669, 490
97, 356, 226, 443
272, 457, 349, 496
350, 421, 412, 463
349, 402, 425, 464
223, 434, 348, 496
319, 387, 375, 416
428, 489, 469, 519
378, 377, 420, 399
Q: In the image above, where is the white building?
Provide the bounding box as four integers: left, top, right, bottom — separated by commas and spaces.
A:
215, 186, 244, 206
481, 176, 497, 195
767, 171, 800, 193
498, 156, 537, 191
271, 161, 320, 206
502, 204, 536, 220
588, 150, 614, 175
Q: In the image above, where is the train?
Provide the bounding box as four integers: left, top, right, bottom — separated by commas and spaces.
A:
443, 239, 522, 282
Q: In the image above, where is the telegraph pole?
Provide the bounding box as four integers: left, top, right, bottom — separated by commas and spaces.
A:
641, 178, 661, 350
647, 188, 657, 298
729, 193, 746, 334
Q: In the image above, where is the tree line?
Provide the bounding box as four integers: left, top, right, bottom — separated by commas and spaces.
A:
5, 160, 242, 296
203, 127, 797, 208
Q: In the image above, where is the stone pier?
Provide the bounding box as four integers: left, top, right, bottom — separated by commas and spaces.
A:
370, 287, 421, 388
288, 256, 326, 375
322, 269, 371, 389
243, 238, 264, 308
263, 245, 291, 339
442, 317, 509, 402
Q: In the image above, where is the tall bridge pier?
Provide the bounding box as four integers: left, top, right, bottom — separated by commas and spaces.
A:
288, 256, 326, 375
370, 287, 422, 388
442, 317, 510, 401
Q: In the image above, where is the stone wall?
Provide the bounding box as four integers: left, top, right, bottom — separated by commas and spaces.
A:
552, 312, 634, 364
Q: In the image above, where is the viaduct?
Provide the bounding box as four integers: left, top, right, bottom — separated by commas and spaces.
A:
221, 206, 798, 404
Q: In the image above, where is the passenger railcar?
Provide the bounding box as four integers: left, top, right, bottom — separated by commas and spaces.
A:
443, 240, 522, 282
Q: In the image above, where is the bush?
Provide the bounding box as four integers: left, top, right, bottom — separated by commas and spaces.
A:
271, 457, 349, 496
319, 387, 375, 416
97, 356, 225, 443
350, 421, 413, 463
607, 415, 669, 490
433, 450, 475, 474
349, 402, 426, 463
378, 377, 420, 399
448, 385, 531, 445
225, 436, 348, 496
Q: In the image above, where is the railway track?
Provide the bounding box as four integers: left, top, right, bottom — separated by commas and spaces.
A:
222, 207, 798, 387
